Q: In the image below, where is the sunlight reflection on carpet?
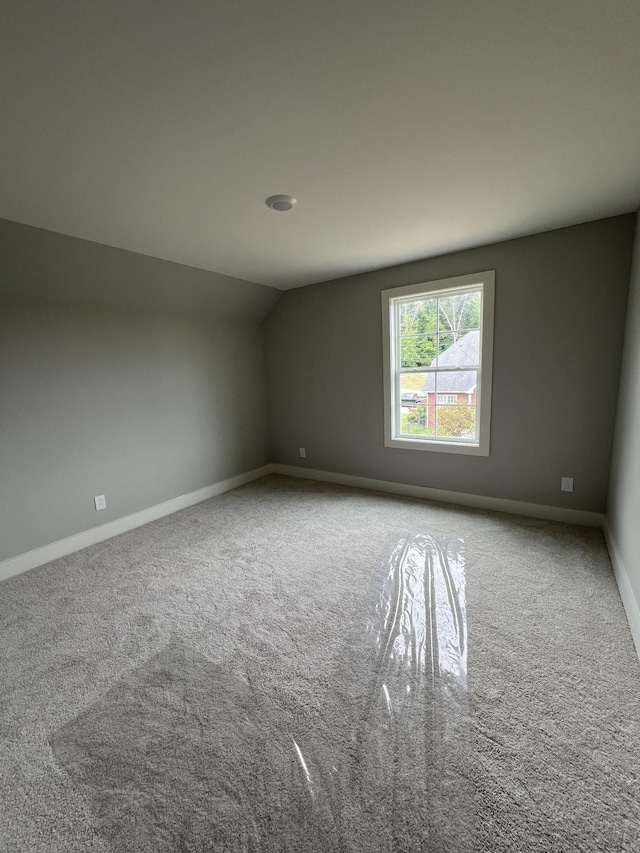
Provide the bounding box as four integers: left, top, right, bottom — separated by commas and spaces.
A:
50, 535, 472, 852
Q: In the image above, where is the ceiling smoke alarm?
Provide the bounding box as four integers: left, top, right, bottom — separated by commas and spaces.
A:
266, 194, 297, 212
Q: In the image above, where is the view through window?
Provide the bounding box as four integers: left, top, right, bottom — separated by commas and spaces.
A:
382, 272, 495, 455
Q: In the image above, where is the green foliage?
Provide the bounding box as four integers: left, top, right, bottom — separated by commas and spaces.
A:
400, 291, 481, 368
400, 300, 437, 367
436, 406, 476, 438
437, 292, 480, 340
402, 405, 432, 435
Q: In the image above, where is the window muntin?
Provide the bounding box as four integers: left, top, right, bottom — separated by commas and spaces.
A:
382, 272, 494, 456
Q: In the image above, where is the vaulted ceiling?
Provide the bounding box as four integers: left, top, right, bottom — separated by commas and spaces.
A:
1, 1, 639, 289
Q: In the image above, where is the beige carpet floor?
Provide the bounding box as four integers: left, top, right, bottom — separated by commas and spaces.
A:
1, 474, 639, 851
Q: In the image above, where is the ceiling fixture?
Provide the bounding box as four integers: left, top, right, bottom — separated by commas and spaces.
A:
266, 194, 297, 212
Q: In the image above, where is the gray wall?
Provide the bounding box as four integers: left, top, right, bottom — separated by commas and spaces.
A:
0, 220, 281, 563
265, 215, 636, 512
2, 213, 636, 564
608, 212, 640, 603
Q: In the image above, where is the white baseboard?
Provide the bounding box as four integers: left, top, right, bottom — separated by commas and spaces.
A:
272, 464, 605, 528
1, 462, 607, 587
0, 465, 274, 584
602, 519, 640, 658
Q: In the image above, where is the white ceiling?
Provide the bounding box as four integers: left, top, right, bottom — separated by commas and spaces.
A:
1, 1, 639, 290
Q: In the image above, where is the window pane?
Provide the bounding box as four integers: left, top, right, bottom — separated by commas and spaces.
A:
437, 331, 454, 360
399, 372, 429, 435
435, 405, 477, 439
400, 335, 436, 368
434, 368, 477, 399
433, 371, 477, 439
400, 372, 428, 403
437, 291, 481, 334
435, 330, 480, 368
400, 403, 431, 435
400, 298, 438, 338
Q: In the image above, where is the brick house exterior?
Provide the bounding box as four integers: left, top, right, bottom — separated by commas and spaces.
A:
422, 330, 479, 430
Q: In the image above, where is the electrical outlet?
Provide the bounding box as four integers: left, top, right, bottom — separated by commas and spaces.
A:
94, 494, 107, 511
561, 477, 574, 493
299, 447, 306, 458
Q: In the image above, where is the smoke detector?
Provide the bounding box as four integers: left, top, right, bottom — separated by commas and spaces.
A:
266, 194, 297, 212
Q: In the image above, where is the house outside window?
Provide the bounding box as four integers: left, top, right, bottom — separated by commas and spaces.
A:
382, 271, 495, 456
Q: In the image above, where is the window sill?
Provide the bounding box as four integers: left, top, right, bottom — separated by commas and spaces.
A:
385, 436, 489, 456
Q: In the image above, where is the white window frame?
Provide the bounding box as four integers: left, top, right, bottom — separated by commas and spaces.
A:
437, 394, 458, 405
382, 270, 495, 456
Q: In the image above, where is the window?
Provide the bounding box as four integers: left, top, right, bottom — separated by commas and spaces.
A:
382, 271, 495, 455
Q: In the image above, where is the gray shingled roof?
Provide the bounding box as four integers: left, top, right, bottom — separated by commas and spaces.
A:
422, 330, 479, 394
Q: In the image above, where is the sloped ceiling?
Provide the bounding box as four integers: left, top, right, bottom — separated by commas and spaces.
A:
1, 0, 639, 289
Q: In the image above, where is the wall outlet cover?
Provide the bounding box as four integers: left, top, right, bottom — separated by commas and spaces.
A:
94, 494, 107, 511
299, 448, 306, 458
561, 477, 574, 493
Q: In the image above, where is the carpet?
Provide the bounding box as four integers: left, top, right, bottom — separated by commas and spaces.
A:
1, 474, 639, 851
